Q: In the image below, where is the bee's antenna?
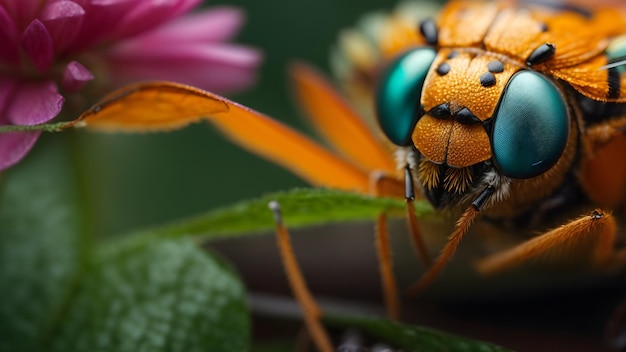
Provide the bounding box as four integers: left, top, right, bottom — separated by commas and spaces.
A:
405, 166, 432, 267
404, 165, 416, 200
600, 56, 626, 71
472, 186, 495, 211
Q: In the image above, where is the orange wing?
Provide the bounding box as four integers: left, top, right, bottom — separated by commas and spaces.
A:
69, 82, 371, 193
289, 63, 396, 174
480, 3, 626, 102
437, 1, 502, 48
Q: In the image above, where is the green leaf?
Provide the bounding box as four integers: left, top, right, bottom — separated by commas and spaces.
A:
0, 136, 85, 351
0, 136, 250, 351
327, 315, 513, 352
50, 239, 249, 352
147, 188, 433, 240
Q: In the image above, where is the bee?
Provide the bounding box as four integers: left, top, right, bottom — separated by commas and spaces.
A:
369, 0, 626, 292
68, 0, 626, 350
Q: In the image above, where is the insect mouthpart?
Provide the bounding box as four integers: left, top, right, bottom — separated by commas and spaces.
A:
417, 158, 491, 209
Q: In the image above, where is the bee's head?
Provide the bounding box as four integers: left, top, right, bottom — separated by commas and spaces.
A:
376, 47, 570, 209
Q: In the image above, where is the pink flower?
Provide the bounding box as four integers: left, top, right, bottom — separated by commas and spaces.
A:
0, 0, 262, 170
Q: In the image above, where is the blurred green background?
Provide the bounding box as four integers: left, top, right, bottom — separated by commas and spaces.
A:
76, 0, 405, 237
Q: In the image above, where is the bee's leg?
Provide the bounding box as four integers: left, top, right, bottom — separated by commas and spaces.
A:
407, 187, 492, 296
370, 170, 433, 319
475, 209, 622, 275
408, 205, 481, 296
268, 201, 333, 352
375, 212, 400, 320
404, 166, 432, 267
370, 172, 404, 320
370, 169, 432, 267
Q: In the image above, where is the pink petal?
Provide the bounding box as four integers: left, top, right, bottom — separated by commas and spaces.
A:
0, 79, 17, 120
7, 81, 64, 125
0, 6, 19, 65
0, 79, 43, 169
111, 0, 201, 40
41, 1, 85, 55
160, 0, 200, 19
108, 41, 262, 66
108, 44, 262, 93
62, 61, 94, 92
0, 131, 41, 170
21, 19, 54, 72
0, 0, 42, 29
64, 0, 139, 54
65, 0, 201, 54
128, 7, 245, 44
171, 0, 201, 15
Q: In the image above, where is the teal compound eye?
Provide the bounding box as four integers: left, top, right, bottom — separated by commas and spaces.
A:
376, 47, 436, 146
491, 70, 569, 179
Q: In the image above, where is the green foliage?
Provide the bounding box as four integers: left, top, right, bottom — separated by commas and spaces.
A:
327, 315, 513, 352
0, 137, 249, 352
50, 239, 248, 352
0, 137, 84, 351
0, 137, 509, 351
147, 188, 433, 240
